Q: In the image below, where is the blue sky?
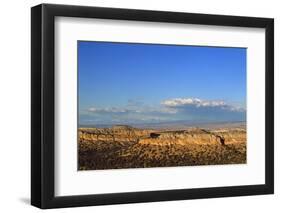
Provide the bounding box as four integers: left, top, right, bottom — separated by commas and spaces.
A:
78, 41, 246, 126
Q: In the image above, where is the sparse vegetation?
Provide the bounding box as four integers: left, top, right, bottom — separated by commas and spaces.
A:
78, 125, 246, 170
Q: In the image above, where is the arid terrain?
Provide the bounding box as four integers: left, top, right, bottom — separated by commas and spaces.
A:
78, 124, 246, 170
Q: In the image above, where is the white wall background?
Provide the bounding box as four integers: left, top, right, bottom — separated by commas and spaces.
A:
0, 0, 279, 212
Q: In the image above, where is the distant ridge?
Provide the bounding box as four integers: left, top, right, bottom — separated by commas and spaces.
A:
80, 120, 246, 130
112, 124, 135, 129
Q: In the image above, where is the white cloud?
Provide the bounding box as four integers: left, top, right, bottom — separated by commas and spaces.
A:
162, 98, 225, 107
161, 98, 245, 112
88, 107, 129, 113
88, 105, 177, 114
82, 97, 246, 125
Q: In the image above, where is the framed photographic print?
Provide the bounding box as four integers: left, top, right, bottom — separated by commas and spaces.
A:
31, 3, 274, 209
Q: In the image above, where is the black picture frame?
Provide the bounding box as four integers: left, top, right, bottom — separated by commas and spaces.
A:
31, 3, 274, 209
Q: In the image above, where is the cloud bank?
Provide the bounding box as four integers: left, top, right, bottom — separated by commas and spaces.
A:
80, 97, 246, 125
161, 98, 245, 112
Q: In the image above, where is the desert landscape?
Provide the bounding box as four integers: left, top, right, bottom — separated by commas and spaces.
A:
78, 123, 246, 170
78, 42, 247, 171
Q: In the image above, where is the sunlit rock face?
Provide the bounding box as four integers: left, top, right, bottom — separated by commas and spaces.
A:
78, 125, 246, 170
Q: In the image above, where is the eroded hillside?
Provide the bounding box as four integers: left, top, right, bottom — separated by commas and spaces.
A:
78, 125, 246, 170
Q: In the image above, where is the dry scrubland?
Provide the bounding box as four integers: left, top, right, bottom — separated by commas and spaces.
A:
78, 125, 246, 170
